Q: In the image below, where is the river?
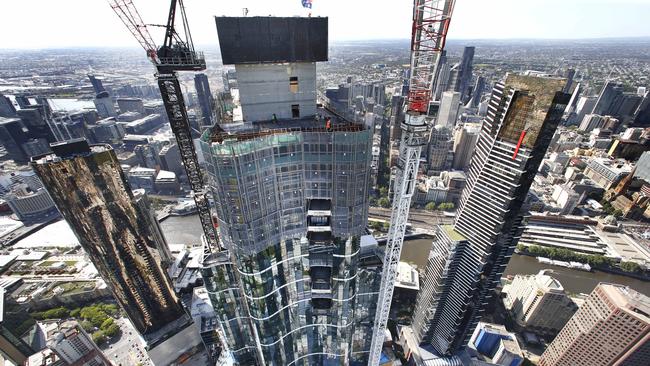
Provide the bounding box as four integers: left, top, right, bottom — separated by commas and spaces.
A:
161, 215, 650, 296
401, 237, 650, 297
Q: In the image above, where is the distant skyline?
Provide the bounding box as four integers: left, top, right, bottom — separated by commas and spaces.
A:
1, 0, 650, 49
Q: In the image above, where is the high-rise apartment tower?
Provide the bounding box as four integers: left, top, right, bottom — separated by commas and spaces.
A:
31, 139, 203, 364
200, 16, 381, 366
412, 74, 570, 356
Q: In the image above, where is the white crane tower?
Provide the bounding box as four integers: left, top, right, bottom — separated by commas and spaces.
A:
368, 0, 456, 364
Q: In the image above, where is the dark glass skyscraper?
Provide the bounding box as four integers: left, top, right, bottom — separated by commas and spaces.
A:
412, 74, 570, 356
31, 139, 189, 340
455, 46, 475, 104
194, 73, 214, 127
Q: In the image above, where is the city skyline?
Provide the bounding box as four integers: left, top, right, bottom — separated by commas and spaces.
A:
1, 0, 650, 49
1, 0, 650, 364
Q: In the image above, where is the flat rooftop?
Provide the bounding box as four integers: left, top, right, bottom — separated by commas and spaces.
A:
441, 224, 466, 242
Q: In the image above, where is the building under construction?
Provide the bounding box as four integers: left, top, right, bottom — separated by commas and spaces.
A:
200, 16, 382, 366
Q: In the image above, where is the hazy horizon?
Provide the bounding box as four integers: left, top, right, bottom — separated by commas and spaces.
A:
1, 0, 650, 49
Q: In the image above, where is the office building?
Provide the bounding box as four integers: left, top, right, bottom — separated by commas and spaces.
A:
1, 288, 36, 364
578, 114, 615, 132
47, 320, 111, 366
4, 185, 58, 224
117, 97, 145, 115
87, 74, 106, 95
573, 96, 597, 126
159, 143, 185, 178
455, 46, 475, 104
93, 92, 116, 118
503, 270, 577, 335
0, 117, 29, 162
539, 283, 650, 366
592, 81, 643, 121
17, 106, 56, 143
452, 123, 480, 170
411, 74, 570, 356
633, 91, 650, 127
31, 139, 203, 364
0, 93, 16, 117
426, 125, 454, 174
468, 322, 523, 366
201, 16, 381, 366
467, 76, 485, 109
636, 151, 650, 182
437, 91, 460, 128
583, 157, 634, 190
194, 73, 214, 127
433, 51, 451, 101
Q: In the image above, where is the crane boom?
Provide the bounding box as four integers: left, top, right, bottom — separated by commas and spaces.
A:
368, 1, 455, 365
107, 0, 219, 256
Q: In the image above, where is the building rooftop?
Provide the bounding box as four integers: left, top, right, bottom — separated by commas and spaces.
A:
602, 283, 650, 323
442, 224, 466, 242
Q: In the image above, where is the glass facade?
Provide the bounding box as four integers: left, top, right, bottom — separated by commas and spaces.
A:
201, 126, 381, 365
31, 143, 188, 340
411, 75, 570, 356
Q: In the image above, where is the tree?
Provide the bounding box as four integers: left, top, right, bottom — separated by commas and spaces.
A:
378, 197, 391, 208
103, 323, 121, 338
382, 222, 390, 232
100, 317, 114, 331
379, 187, 388, 198
516, 244, 526, 253
620, 261, 641, 273
80, 320, 94, 333
437, 202, 455, 211
70, 308, 81, 318
38, 307, 69, 320
92, 331, 106, 345
425, 202, 437, 211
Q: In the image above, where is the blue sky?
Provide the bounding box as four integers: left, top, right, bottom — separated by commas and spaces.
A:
1, 0, 649, 49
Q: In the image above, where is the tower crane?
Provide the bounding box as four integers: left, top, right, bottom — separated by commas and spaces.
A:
107, 0, 219, 257
368, 1, 456, 364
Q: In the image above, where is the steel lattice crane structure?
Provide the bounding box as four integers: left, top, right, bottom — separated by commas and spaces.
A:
107, 0, 219, 257
368, 0, 456, 364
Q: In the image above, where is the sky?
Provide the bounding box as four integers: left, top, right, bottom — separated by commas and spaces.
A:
1, 0, 649, 49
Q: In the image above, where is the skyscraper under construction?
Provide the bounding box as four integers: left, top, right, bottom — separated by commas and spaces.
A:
31, 139, 203, 364
200, 16, 381, 366
411, 74, 570, 356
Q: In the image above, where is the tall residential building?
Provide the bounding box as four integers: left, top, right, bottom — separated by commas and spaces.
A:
201, 16, 381, 366
31, 139, 203, 364
437, 91, 461, 128
539, 283, 650, 366
194, 73, 214, 127
47, 320, 111, 366
412, 74, 570, 356
455, 46, 475, 104
503, 270, 577, 335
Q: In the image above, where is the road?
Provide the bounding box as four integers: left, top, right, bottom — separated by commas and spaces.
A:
102, 318, 152, 366
368, 207, 454, 229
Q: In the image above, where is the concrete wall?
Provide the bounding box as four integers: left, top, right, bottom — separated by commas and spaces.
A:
235, 62, 317, 122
